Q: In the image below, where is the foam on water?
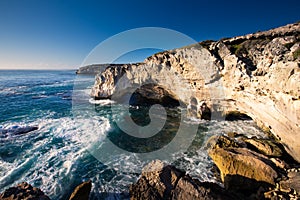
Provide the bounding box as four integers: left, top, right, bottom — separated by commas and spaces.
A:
0, 112, 268, 199
89, 98, 116, 105
0, 71, 270, 199
0, 115, 111, 198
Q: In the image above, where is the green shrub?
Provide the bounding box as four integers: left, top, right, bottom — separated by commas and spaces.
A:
293, 48, 300, 60
230, 44, 242, 55
284, 42, 295, 49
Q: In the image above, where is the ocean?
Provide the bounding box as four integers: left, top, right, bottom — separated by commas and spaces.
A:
0, 70, 266, 199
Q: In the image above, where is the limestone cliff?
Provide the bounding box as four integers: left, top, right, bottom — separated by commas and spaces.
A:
91, 22, 300, 162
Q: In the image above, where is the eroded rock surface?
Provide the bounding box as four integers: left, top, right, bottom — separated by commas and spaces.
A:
0, 182, 50, 200
130, 160, 237, 200
91, 21, 300, 162
207, 135, 280, 192
68, 181, 92, 200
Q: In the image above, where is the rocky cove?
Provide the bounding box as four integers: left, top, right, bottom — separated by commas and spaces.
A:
1, 22, 300, 199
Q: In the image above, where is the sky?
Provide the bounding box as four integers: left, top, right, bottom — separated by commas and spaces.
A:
0, 0, 299, 70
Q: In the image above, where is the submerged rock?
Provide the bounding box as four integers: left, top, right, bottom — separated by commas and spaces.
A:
0, 125, 38, 136
130, 160, 238, 200
0, 182, 50, 200
68, 181, 92, 200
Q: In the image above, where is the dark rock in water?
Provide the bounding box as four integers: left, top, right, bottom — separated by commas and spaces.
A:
0, 182, 50, 200
13, 126, 38, 135
0, 125, 38, 136
69, 180, 92, 200
199, 102, 211, 120
130, 160, 238, 200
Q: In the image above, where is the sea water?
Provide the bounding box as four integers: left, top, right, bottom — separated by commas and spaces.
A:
0, 70, 267, 199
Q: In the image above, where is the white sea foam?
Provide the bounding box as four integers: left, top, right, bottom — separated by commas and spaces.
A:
0, 116, 111, 198
0, 110, 268, 199
0, 86, 28, 95
89, 98, 116, 105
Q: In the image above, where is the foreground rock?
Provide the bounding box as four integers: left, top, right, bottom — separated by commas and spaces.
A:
0, 182, 50, 200
130, 160, 238, 200
68, 181, 92, 200
207, 134, 300, 199
209, 144, 278, 191
207, 135, 280, 192
91, 21, 300, 162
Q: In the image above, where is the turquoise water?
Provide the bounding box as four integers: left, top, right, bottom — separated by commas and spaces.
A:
0, 70, 266, 199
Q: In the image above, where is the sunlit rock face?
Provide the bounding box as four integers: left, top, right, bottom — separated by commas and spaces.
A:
91, 22, 300, 162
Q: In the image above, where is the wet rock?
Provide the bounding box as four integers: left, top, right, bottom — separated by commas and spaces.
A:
69, 180, 92, 200
0, 125, 38, 136
0, 182, 50, 200
130, 160, 237, 200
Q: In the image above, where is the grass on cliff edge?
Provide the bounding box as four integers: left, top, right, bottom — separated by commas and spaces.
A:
293, 48, 300, 60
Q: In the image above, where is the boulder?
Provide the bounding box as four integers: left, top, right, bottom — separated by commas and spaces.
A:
130, 160, 237, 200
130, 160, 184, 199
208, 135, 278, 191
0, 182, 50, 200
171, 176, 237, 200
69, 181, 92, 200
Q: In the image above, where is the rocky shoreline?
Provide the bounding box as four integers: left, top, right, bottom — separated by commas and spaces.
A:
90, 21, 300, 162
129, 131, 300, 200
2, 131, 299, 199
1, 22, 299, 199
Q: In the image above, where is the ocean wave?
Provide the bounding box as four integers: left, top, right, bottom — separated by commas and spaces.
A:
0, 86, 28, 96
0, 116, 112, 198
31, 95, 48, 99
0, 108, 268, 199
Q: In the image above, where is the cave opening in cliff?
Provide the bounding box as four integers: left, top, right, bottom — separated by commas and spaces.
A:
128, 83, 180, 108
225, 111, 252, 121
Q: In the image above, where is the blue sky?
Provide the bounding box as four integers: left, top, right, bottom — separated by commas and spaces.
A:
0, 0, 299, 69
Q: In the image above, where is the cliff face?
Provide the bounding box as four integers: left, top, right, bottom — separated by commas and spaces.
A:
91, 22, 300, 162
